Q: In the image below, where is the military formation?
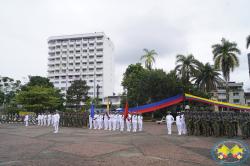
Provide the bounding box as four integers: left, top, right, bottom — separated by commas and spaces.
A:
0, 113, 36, 124
36, 112, 60, 133
59, 112, 88, 128
183, 111, 250, 139
89, 112, 143, 132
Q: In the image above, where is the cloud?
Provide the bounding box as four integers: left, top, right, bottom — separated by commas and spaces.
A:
114, 15, 188, 65
0, 0, 250, 93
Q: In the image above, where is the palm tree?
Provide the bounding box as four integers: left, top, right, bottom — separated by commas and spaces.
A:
193, 62, 222, 93
212, 38, 241, 101
140, 49, 157, 70
247, 35, 250, 49
175, 54, 200, 84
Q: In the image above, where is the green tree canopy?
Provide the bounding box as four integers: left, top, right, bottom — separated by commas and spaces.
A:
16, 86, 63, 113
192, 62, 222, 93
122, 63, 148, 107
122, 63, 184, 107
66, 80, 90, 109
23, 76, 54, 90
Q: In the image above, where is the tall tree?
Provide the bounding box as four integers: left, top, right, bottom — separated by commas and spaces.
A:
122, 63, 148, 107
212, 38, 241, 101
175, 54, 200, 84
247, 35, 250, 49
193, 62, 222, 93
16, 86, 63, 113
140, 49, 157, 70
66, 80, 90, 110
25, 76, 54, 88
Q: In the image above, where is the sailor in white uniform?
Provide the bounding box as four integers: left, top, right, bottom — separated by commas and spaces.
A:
138, 114, 143, 131
166, 112, 174, 135
176, 112, 182, 135
24, 114, 29, 126
132, 114, 137, 132
53, 111, 60, 133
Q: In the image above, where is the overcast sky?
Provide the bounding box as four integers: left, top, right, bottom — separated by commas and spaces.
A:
0, 0, 250, 93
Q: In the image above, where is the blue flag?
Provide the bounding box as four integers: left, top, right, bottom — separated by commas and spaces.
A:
91, 104, 95, 118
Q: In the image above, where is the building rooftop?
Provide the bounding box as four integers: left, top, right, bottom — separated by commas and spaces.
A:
47, 32, 106, 41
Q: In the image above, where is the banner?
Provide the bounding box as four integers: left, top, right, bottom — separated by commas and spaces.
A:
185, 93, 250, 110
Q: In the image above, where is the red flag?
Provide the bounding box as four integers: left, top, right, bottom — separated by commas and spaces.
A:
124, 101, 128, 120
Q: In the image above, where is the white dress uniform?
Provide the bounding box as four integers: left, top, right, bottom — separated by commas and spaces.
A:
43, 114, 47, 126
89, 115, 93, 129
138, 115, 143, 131
40, 114, 44, 126
37, 114, 41, 126
126, 114, 131, 132
104, 114, 108, 130
98, 115, 103, 130
181, 114, 187, 134
47, 114, 52, 126
132, 115, 137, 132
176, 114, 182, 135
116, 114, 120, 130
108, 114, 112, 131
166, 114, 174, 135
93, 114, 98, 129
51, 114, 55, 126
112, 114, 117, 131
53, 113, 60, 133
24, 115, 29, 126
119, 115, 124, 131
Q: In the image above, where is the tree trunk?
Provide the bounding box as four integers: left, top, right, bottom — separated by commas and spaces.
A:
226, 81, 230, 111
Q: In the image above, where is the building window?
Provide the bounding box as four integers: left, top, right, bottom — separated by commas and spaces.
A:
233, 92, 239, 96
233, 99, 240, 103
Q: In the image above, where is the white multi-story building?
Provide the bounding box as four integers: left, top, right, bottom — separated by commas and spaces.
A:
212, 82, 245, 105
47, 32, 114, 100
0, 76, 21, 94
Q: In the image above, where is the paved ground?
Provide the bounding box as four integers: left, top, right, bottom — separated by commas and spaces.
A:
0, 123, 249, 166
